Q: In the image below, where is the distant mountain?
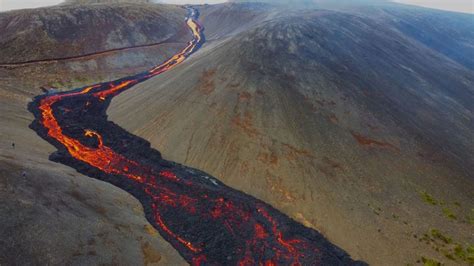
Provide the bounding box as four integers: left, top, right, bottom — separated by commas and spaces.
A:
380, 6, 474, 70
0, 3, 186, 64
228, 0, 390, 7
65, 0, 152, 3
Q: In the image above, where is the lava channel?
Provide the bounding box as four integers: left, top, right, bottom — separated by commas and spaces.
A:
28, 6, 365, 266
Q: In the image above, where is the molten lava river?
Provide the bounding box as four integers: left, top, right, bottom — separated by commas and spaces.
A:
29, 7, 363, 266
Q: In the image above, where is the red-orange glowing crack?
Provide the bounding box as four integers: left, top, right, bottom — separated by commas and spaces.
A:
152, 203, 202, 253
94, 80, 137, 99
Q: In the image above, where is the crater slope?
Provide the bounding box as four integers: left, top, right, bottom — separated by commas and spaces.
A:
109, 3, 474, 265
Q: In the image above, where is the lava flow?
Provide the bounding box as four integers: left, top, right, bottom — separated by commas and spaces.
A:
28, 7, 364, 265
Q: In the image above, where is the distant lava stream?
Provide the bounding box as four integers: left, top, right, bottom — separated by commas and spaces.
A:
28, 7, 363, 266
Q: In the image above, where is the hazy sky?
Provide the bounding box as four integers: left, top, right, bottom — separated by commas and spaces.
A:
394, 0, 473, 13
0, 0, 473, 13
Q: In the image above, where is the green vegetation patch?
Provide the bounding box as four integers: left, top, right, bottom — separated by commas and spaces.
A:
441, 207, 457, 220
421, 256, 442, 266
467, 209, 474, 225
420, 191, 438, 205
456, 244, 474, 263
430, 229, 452, 244
420, 228, 474, 264
417, 190, 470, 223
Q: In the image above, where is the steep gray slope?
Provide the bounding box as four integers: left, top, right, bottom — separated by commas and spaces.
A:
199, 2, 276, 40
231, 0, 474, 70
381, 6, 474, 70
110, 4, 474, 265
246, 11, 474, 172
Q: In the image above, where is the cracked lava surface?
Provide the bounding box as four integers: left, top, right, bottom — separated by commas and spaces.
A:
28, 6, 363, 265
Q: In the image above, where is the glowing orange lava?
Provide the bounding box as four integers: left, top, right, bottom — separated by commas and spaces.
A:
30, 7, 360, 266
37, 12, 204, 254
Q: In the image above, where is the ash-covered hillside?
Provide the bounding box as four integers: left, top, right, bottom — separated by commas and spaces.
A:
110, 2, 474, 265
0, 0, 473, 265
0, 3, 186, 64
